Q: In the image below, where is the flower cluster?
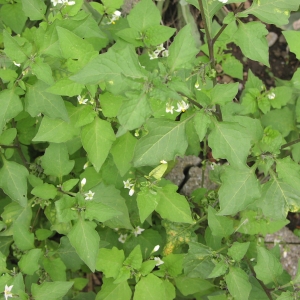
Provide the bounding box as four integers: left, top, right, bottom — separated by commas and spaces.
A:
148, 44, 169, 60
51, 0, 75, 6
166, 100, 189, 114
107, 11, 121, 25
123, 179, 135, 196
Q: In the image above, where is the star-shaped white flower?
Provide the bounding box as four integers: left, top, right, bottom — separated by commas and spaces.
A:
161, 50, 169, 57
156, 44, 165, 51
84, 190, 95, 201
175, 100, 189, 112
267, 92, 276, 100
153, 257, 164, 266
148, 51, 159, 60
61, 0, 75, 5
4, 285, 13, 300
123, 180, 134, 189
51, 0, 62, 6
218, 0, 228, 3
107, 10, 121, 24
133, 226, 145, 237
77, 95, 88, 105
118, 234, 127, 243
166, 103, 174, 114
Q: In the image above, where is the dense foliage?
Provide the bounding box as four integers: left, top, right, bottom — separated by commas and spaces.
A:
0, 0, 300, 299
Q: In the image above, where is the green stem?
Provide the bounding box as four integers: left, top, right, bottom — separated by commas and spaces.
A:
281, 138, 300, 149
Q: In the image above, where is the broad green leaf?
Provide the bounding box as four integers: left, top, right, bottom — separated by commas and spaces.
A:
183, 242, 215, 278
248, 276, 270, 300
93, 183, 132, 229
140, 260, 157, 276
127, 0, 161, 31
207, 260, 228, 278
208, 121, 251, 168
18, 249, 42, 275
258, 179, 300, 220
68, 219, 99, 272
241, 0, 300, 26
222, 56, 243, 80
174, 276, 215, 296
95, 278, 132, 300
13, 205, 34, 251
0, 3, 27, 34
159, 254, 184, 277
0, 89, 23, 135
193, 110, 211, 142
70, 44, 146, 94
254, 246, 283, 284
31, 281, 73, 300
211, 83, 239, 106
96, 247, 125, 278
218, 165, 261, 215
227, 242, 250, 262
137, 187, 160, 223
207, 206, 234, 237
25, 80, 69, 121
168, 24, 199, 71
62, 179, 79, 192
225, 267, 251, 300
31, 58, 54, 85
31, 183, 57, 200
81, 117, 116, 172
33, 103, 81, 143
124, 245, 143, 270
3, 31, 32, 63
144, 25, 176, 46
22, 0, 46, 21
85, 201, 122, 223
133, 118, 189, 167
46, 78, 84, 97
43, 257, 66, 281
117, 92, 152, 133
133, 274, 165, 300
55, 195, 78, 223
35, 229, 53, 241
234, 21, 269, 66
111, 132, 137, 176
0, 160, 28, 206
156, 184, 194, 224
100, 92, 124, 118
41, 143, 75, 181
270, 86, 293, 109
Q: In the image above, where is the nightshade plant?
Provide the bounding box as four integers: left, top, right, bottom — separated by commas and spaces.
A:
0, 0, 300, 299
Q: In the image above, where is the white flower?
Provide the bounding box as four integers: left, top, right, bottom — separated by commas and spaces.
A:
107, 10, 121, 24
4, 285, 13, 300
218, 0, 228, 3
133, 226, 145, 237
156, 44, 165, 51
129, 188, 135, 196
148, 51, 159, 60
175, 100, 189, 112
13, 61, 21, 67
84, 190, 95, 201
160, 160, 167, 164
267, 92, 276, 100
77, 95, 88, 105
118, 234, 127, 243
166, 103, 174, 114
123, 180, 133, 189
61, 0, 75, 5
153, 245, 160, 252
81, 178, 86, 187
153, 257, 164, 266
51, 0, 62, 6
83, 162, 89, 169
161, 50, 169, 57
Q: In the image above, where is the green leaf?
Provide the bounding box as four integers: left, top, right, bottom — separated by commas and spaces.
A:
218, 165, 261, 215
174, 276, 215, 296
55, 195, 78, 223
81, 117, 116, 172
208, 121, 251, 168
241, 0, 300, 26
31, 281, 73, 300
258, 179, 300, 220
133, 274, 165, 300
41, 143, 75, 181
0, 160, 28, 206
100, 92, 124, 118
193, 110, 211, 142
207, 260, 228, 278
70, 44, 146, 94
35, 229, 53, 241
43, 257, 66, 281
167, 24, 199, 71
117, 92, 152, 133
13, 205, 34, 251
0, 3, 27, 34
211, 83, 239, 106
25, 80, 69, 122
111, 132, 137, 176
222, 56, 243, 80
95, 278, 132, 300
143, 25, 176, 46
156, 184, 194, 224
207, 206, 234, 237
96, 247, 125, 278
124, 245, 143, 270
227, 242, 250, 262
85, 201, 122, 223
133, 118, 189, 167
21, 0, 46, 21
68, 219, 99, 272
31, 183, 57, 200
33, 103, 80, 143
0, 89, 23, 135
62, 179, 79, 192
137, 187, 160, 223
46, 78, 84, 97
234, 21, 269, 66
31, 58, 54, 85
225, 267, 252, 300
127, 0, 161, 31
254, 246, 283, 284
18, 249, 42, 275
140, 260, 157, 276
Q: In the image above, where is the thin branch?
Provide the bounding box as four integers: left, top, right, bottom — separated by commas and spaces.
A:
281, 138, 300, 149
